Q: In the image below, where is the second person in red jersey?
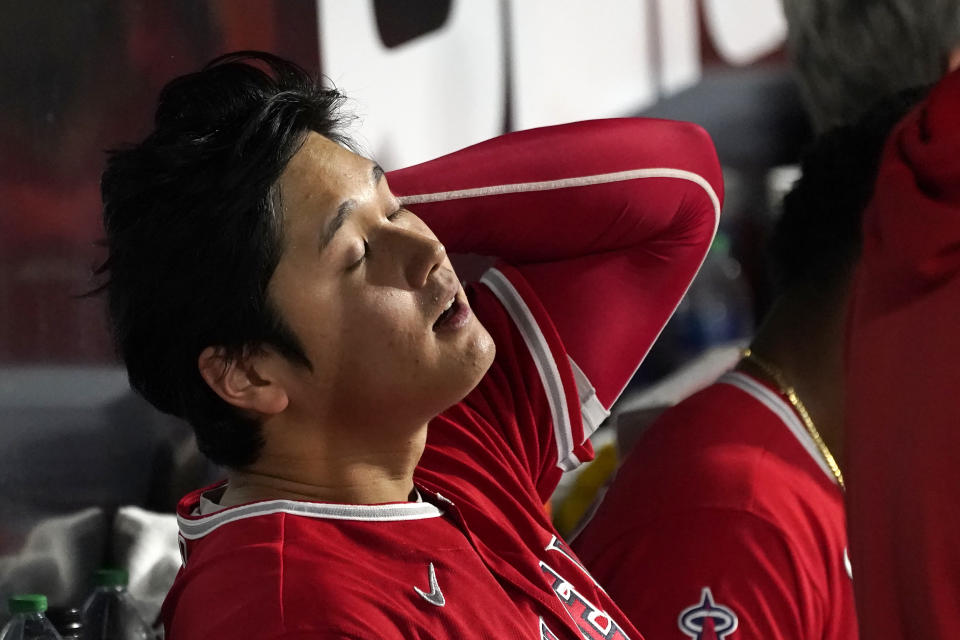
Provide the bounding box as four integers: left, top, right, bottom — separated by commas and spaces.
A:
573, 88, 925, 640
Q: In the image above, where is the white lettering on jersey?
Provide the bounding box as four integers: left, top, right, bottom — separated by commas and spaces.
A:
545, 535, 602, 589
540, 617, 563, 640
539, 562, 632, 640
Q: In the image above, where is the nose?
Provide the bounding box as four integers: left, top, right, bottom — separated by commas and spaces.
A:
385, 225, 446, 289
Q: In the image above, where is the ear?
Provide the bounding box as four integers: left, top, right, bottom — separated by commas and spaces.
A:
198, 346, 289, 416
949, 46, 960, 73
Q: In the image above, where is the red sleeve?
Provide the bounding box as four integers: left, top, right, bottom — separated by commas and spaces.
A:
845, 69, 960, 639
387, 118, 722, 463
582, 509, 822, 640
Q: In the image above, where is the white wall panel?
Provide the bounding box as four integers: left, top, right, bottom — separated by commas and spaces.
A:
508, 0, 656, 130
318, 1, 505, 169
656, 0, 701, 96
702, 0, 787, 66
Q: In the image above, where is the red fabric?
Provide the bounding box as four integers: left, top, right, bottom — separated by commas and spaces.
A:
845, 68, 960, 640
162, 118, 722, 639
574, 373, 856, 640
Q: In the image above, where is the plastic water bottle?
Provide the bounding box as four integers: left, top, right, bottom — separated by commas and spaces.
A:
45, 607, 81, 640
79, 570, 152, 640
0, 595, 63, 640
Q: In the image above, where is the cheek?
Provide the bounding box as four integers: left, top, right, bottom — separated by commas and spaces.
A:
341, 289, 427, 368
287, 294, 340, 357
269, 261, 339, 347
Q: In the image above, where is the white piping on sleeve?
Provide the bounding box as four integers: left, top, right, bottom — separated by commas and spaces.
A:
480, 268, 581, 472
568, 356, 610, 438
399, 167, 721, 217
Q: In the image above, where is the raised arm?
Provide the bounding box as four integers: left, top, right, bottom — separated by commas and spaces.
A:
387, 118, 723, 421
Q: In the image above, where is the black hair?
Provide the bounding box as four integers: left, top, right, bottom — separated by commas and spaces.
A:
98, 52, 351, 468
771, 86, 929, 297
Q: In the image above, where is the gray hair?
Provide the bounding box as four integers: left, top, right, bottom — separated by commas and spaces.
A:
783, 0, 960, 131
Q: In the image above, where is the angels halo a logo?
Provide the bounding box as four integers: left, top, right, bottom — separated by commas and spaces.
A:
678, 587, 738, 640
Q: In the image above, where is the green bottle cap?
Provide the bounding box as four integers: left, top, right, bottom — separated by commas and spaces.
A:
8, 594, 47, 614
94, 568, 129, 587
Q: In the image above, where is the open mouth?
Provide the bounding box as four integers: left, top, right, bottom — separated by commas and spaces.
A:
433, 296, 458, 330
433, 295, 469, 331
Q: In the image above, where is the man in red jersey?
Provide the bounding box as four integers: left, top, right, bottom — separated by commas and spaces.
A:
845, 67, 960, 640
97, 52, 722, 638
573, 89, 924, 640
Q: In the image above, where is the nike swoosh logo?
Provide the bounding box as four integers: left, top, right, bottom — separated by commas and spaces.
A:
844, 548, 853, 580
414, 562, 445, 607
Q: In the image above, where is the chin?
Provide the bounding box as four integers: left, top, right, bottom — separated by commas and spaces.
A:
438, 325, 496, 410
466, 323, 496, 383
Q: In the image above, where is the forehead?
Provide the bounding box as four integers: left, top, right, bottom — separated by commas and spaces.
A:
277, 132, 374, 220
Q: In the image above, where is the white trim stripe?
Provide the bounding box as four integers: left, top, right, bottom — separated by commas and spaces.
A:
568, 356, 610, 438
399, 167, 722, 218
178, 499, 443, 540
718, 371, 839, 485
480, 268, 581, 472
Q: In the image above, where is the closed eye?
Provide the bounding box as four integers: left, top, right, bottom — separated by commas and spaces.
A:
348, 240, 369, 270
387, 206, 405, 221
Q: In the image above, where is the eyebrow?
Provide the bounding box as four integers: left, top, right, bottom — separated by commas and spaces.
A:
320, 163, 385, 250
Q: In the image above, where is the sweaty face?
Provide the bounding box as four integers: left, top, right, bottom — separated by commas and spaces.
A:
268, 133, 495, 433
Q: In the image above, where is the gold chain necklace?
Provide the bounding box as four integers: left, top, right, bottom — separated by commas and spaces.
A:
741, 348, 845, 489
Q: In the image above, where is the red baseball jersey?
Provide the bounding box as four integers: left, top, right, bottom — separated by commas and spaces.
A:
845, 67, 960, 640
574, 371, 857, 640
161, 118, 723, 639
